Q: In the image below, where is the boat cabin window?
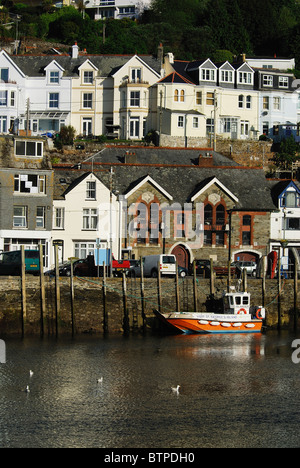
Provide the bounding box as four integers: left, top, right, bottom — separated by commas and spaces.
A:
243, 296, 249, 305
234, 295, 249, 306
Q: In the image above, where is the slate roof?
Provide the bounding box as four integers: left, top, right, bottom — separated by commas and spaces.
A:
11, 54, 162, 78
53, 146, 276, 211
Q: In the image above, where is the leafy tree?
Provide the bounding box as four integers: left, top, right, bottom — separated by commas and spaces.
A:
272, 136, 300, 170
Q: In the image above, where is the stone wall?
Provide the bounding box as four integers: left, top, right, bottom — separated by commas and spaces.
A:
0, 275, 298, 336
160, 135, 274, 170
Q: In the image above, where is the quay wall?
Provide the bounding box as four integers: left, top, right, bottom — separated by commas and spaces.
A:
0, 275, 298, 336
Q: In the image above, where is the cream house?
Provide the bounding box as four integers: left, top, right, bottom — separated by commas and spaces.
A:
69, 47, 161, 139
111, 55, 161, 140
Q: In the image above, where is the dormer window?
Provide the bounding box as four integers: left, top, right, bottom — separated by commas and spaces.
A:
201, 69, 215, 81
50, 71, 59, 84
83, 71, 94, 84
221, 70, 233, 83
281, 190, 300, 208
263, 75, 273, 87
238, 72, 253, 85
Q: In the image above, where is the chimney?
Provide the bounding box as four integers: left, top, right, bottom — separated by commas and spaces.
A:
242, 53, 246, 62
157, 43, 164, 67
72, 42, 79, 59
124, 151, 137, 164
198, 152, 213, 167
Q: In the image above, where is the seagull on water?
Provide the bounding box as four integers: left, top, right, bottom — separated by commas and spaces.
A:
25, 385, 30, 393
97, 377, 103, 383
171, 385, 180, 394
29, 370, 34, 377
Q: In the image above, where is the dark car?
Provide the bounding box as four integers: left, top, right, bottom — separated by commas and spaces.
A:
178, 265, 189, 277
195, 259, 211, 277
45, 259, 82, 277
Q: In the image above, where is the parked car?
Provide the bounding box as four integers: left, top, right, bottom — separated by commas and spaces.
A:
128, 255, 177, 278
45, 259, 82, 277
232, 261, 257, 277
178, 265, 189, 277
195, 259, 211, 277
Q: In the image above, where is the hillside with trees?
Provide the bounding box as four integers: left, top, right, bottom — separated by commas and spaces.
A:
1, 0, 300, 66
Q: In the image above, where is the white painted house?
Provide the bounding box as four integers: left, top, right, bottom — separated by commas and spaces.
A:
270, 180, 300, 272
79, 0, 152, 20
52, 171, 120, 266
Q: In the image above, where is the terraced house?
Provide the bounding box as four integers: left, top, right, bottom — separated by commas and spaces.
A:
0, 46, 297, 146
0, 46, 162, 139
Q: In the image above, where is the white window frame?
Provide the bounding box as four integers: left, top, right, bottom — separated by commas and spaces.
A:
279, 76, 289, 88
82, 93, 93, 109
14, 174, 46, 194
83, 71, 94, 84
131, 68, 142, 83
83, 208, 98, 230
201, 69, 215, 81
130, 91, 140, 107
36, 206, 46, 228
49, 71, 59, 84
273, 96, 281, 111
49, 92, 59, 109
221, 70, 233, 83
54, 207, 65, 229
239, 72, 253, 85
15, 141, 43, 158
86, 180, 96, 200
263, 75, 273, 87
13, 206, 28, 228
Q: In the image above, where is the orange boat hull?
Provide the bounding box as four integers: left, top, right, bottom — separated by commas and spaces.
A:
155, 311, 263, 334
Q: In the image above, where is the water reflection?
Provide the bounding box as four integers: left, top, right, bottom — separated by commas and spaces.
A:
0, 332, 299, 448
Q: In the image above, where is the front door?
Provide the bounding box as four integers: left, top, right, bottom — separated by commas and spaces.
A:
172, 245, 190, 269
83, 118, 92, 136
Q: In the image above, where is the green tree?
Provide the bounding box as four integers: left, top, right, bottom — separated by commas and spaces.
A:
272, 136, 300, 170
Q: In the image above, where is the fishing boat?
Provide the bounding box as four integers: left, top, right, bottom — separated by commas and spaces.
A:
154, 289, 265, 334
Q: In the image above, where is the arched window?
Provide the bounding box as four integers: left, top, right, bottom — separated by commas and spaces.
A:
204, 204, 213, 225
174, 89, 179, 102
136, 203, 148, 244
180, 90, 185, 102
204, 202, 227, 247
216, 205, 225, 225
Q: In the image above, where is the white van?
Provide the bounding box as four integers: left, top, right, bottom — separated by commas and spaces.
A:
131, 254, 176, 278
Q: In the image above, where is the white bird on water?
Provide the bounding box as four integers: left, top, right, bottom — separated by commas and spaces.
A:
97, 377, 103, 383
29, 370, 34, 377
171, 385, 180, 394
25, 385, 30, 393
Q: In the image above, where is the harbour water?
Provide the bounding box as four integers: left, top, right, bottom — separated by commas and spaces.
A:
0, 331, 300, 449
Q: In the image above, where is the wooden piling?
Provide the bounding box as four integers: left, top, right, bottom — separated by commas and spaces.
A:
140, 257, 146, 331
193, 260, 198, 312
70, 259, 75, 336
262, 256, 266, 307
210, 258, 215, 296
102, 261, 108, 334
39, 244, 45, 337
227, 260, 231, 292
20, 245, 26, 337
278, 257, 282, 330
242, 268, 247, 292
54, 245, 60, 336
157, 261, 162, 312
122, 271, 129, 334
294, 260, 298, 331
175, 262, 180, 312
